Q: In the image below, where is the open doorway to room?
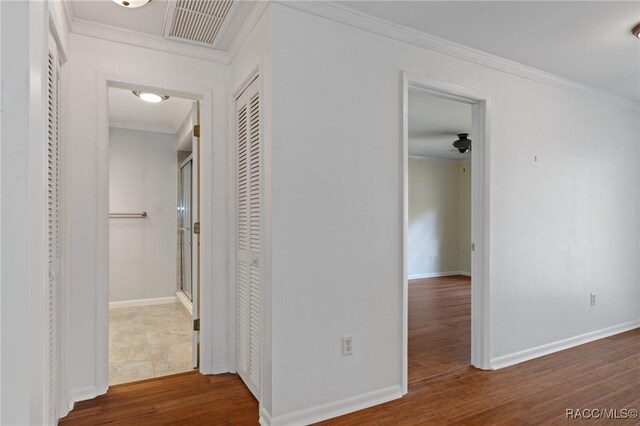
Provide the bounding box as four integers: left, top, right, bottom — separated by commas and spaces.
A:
402, 74, 490, 393
107, 86, 200, 385
407, 90, 473, 382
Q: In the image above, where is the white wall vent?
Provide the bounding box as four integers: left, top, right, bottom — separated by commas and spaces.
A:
165, 0, 235, 47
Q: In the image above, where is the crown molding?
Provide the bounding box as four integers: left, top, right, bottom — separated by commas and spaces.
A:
63, 0, 268, 66
49, 1, 72, 63
71, 17, 230, 64
227, 0, 271, 62
61, 0, 75, 34
276, 1, 639, 112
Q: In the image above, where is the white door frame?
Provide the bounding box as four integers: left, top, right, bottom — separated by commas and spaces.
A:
401, 71, 492, 394
179, 154, 199, 368
95, 71, 216, 392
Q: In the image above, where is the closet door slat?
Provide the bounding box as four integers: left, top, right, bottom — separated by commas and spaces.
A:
235, 76, 261, 400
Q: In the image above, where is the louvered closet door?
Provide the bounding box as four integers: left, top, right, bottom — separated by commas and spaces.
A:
236, 76, 261, 399
47, 37, 61, 425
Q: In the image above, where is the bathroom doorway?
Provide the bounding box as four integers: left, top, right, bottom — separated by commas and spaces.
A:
107, 86, 200, 385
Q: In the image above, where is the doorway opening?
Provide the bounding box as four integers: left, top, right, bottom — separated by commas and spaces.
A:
107, 86, 201, 385
402, 73, 491, 393
407, 89, 473, 384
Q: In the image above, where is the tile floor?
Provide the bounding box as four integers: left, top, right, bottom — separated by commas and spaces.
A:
109, 302, 193, 385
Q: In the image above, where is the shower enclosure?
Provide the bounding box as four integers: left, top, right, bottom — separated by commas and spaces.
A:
179, 158, 193, 301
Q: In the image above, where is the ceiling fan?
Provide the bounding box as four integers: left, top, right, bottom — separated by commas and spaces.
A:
449, 133, 471, 154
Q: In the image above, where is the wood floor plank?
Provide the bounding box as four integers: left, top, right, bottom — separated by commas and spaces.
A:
60, 275, 640, 425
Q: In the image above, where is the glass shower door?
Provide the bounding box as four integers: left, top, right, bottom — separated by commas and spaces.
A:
180, 160, 193, 300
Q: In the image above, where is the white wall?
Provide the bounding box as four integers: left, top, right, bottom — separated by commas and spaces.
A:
263, 3, 640, 423
66, 33, 230, 402
458, 161, 471, 273
408, 158, 470, 278
109, 127, 177, 302
0, 1, 50, 424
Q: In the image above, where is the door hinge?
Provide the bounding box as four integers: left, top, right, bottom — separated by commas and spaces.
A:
193, 124, 200, 138
193, 222, 200, 235
471, 243, 475, 251
193, 318, 200, 331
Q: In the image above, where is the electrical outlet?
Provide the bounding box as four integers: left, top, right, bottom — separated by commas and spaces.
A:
590, 293, 596, 306
342, 335, 353, 356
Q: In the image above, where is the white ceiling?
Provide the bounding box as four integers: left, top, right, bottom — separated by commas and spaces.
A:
72, 0, 170, 36
409, 90, 472, 161
338, 1, 640, 102
109, 87, 193, 134
70, 0, 256, 50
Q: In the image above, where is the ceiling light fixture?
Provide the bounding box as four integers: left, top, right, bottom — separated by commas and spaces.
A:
132, 90, 169, 103
112, 0, 151, 8
633, 23, 640, 39
452, 133, 472, 154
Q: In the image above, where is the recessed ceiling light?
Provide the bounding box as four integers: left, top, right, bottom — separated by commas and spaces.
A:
112, 0, 151, 8
633, 23, 640, 39
132, 90, 169, 103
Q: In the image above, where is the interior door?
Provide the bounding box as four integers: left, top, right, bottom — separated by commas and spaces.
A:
179, 158, 193, 301
47, 34, 61, 424
236, 76, 261, 399
191, 102, 200, 369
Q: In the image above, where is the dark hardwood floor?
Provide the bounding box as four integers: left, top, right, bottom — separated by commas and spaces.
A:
61, 275, 640, 425
60, 372, 259, 425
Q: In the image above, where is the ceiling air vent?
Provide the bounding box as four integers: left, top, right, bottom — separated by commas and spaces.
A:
165, 0, 235, 47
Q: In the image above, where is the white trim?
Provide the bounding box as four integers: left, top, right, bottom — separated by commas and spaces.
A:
401, 74, 409, 395
401, 72, 492, 396
260, 386, 402, 426
90, 71, 218, 401
491, 320, 640, 370
227, 1, 270, 62
259, 408, 272, 426
279, 1, 639, 111
109, 121, 177, 135
48, 3, 70, 64
58, 33, 73, 422
408, 271, 469, 280
176, 291, 193, 315
179, 154, 193, 170
71, 18, 229, 65
69, 385, 104, 404
211, 362, 230, 375
108, 296, 177, 310
176, 106, 195, 151
233, 66, 260, 99
61, 0, 75, 40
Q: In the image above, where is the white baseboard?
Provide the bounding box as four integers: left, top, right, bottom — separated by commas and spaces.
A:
491, 319, 640, 370
176, 291, 193, 315
69, 385, 102, 403
259, 408, 272, 426
57, 397, 75, 420
261, 385, 402, 426
409, 271, 468, 280
459, 270, 471, 276
109, 296, 176, 309
211, 362, 229, 374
